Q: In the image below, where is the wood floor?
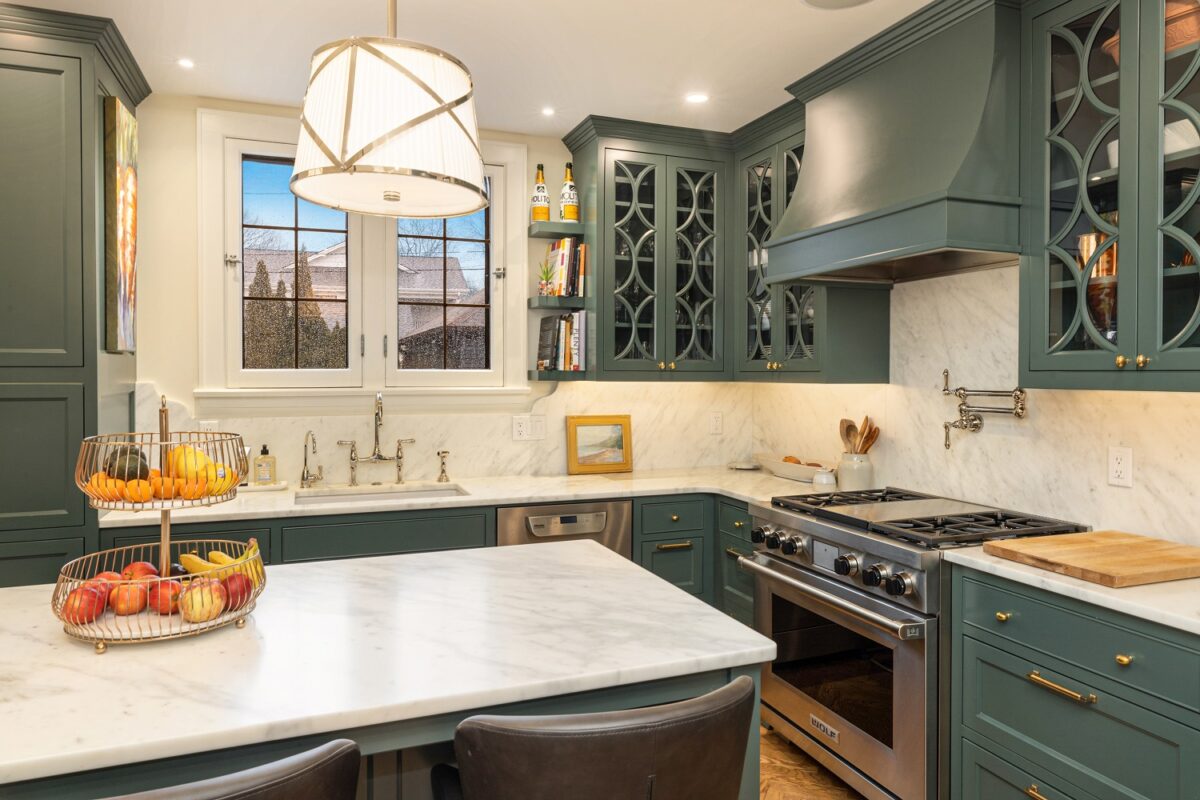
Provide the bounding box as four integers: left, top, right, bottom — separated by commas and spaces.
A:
760, 726, 861, 799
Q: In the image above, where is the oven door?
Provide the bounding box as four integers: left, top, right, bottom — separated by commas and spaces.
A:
741, 555, 935, 800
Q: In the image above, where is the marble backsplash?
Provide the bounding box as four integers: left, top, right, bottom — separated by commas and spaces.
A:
754, 265, 1200, 544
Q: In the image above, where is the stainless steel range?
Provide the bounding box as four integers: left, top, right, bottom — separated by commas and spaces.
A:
741, 488, 1086, 800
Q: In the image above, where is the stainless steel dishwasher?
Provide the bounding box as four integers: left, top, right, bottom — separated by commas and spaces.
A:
497, 500, 632, 559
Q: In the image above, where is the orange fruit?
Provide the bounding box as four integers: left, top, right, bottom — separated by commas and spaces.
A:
148, 468, 161, 481
151, 476, 184, 499
104, 478, 126, 502
179, 478, 208, 500
87, 471, 109, 499
123, 479, 153, 503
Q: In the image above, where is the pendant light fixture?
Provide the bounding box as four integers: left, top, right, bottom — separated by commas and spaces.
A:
290, 0, 487, 218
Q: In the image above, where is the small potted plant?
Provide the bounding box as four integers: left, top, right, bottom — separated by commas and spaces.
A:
538, 261, 555, 296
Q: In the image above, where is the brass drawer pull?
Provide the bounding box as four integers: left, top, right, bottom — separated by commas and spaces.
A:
733, 520, 745, 529
1136, 354, 1150, 369
995, 611, 1012, 623
657, 541, 693, 552
725, 546, 750, 560
1025, 785, 1049, 800
670, 514, 680, 522
1115, 354, 1128, 369
1027, 671, 1097, 705
1115, 654, 1134, 667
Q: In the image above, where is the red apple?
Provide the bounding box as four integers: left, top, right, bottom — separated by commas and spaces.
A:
62, 585, 106, 624
221, 573, 253, 611
121, 561, 159, 581
180, 579, 227, 623
147, 580, 183, 614
110, 582, 149, 615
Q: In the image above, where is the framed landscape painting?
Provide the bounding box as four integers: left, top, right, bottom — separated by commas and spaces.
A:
104, 95, 138, 353
566, 415, 632, 475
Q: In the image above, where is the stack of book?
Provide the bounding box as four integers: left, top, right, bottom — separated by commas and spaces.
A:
546, 237, 587, 297
536, 312, 586, 372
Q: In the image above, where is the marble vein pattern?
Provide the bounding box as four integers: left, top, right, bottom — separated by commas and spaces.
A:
945, 548, 1200, 638
0, 541, 775, 784
99, 467, 813, 528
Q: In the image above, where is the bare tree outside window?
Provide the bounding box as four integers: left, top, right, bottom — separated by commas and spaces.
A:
396, 182, 491, 370
241, 156, 348, 370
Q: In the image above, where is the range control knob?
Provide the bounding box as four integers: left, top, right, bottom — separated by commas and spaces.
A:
750, 526, 768, 544
863, 564, 890, 587
833, 554, 860, 577
885, 573, 916, 597
781, 536, 804, 556
765, 532, 784, 550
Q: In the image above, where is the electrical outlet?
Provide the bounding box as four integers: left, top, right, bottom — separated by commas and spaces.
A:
709, 412, 723, 436
528, 415, 547, 440
198, 420, 219, 432
512, 415, 531, 441
1108, 445, 1133, 488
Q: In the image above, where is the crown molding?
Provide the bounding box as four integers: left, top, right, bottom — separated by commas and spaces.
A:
0, 3, 151, 105
563, 115, 733, 154
731, 99, 806, 154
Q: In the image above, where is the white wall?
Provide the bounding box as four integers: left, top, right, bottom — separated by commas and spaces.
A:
754, 265, 1200, 544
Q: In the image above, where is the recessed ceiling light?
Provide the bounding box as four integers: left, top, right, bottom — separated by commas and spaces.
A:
177, 58, 195, 69
541, 106, 555, 117
685, 92, 709, 104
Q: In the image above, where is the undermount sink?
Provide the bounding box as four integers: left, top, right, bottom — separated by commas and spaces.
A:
294, 482, 469, 505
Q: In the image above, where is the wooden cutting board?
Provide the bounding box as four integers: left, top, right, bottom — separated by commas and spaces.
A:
983, 531, 1200, 588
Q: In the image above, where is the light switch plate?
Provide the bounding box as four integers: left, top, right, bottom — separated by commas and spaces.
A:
1108, 445, 1133, 488
528, 415, 547, 440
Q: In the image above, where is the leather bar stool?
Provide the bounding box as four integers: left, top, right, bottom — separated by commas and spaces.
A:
105, 739, 360, 800
432, 676, 755, 800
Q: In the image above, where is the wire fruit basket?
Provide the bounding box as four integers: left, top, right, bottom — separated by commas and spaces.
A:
54, 397, 261, 652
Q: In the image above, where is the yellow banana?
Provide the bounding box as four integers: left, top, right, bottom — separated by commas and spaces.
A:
205, 541, 263, 586
208, 550, 235, 565
179, 552, 220, 576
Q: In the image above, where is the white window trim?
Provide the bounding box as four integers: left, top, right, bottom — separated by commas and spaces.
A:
196, 109, 538, 416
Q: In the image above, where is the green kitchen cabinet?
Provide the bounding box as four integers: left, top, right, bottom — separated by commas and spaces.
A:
0, 383, 86, 535
1023, 0, 1200, 389
280, 508, 492, 563
952, 565, 1200, 800
959, 738, 1096, 800
640, 536, 708, 597
718, 533, 755, 627
103, 526, 272, 561
0, 538, 85, 587
633, 494, 715, 603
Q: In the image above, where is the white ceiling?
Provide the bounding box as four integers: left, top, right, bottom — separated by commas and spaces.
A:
27, 0, 932, 135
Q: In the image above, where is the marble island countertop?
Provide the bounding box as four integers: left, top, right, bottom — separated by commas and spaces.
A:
99, 467, 815, 528
0, 540, 775, 785
945, 548, 1200, 638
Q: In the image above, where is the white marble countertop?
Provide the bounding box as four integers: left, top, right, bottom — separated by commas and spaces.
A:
0, 540, 775, 785
99, 467, 814, 528
945, 548, 1200, 638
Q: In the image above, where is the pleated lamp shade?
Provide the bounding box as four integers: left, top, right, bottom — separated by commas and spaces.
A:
291, 37, 487, 218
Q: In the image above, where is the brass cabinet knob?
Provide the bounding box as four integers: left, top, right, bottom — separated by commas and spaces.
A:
1115, 653, 1134, 667
1136, 354, 1150, 369
995, 611, 1012, 623
668, 361, 677, 370
733, 521, 745, 528
1115, 354, 1128, 369
670, 514, 680, 522
657, 361, 666, 370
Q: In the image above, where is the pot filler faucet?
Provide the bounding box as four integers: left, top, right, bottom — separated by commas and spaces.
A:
337, 393, 418, 486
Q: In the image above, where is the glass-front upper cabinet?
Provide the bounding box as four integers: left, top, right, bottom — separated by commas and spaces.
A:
1029, 0, 1138, 372
602, 149, 724, 375
1137, 0, 1200, 369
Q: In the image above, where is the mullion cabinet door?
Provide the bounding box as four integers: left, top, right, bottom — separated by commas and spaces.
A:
1135, 0, 1200, 370
772, 135, 821, 373
603, 150, 667, 372
665, 156, 724, 372
736, 147, 777, 374
1027, 0, 1141, 373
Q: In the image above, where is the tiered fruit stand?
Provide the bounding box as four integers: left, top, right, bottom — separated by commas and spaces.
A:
51, 398, 263, 652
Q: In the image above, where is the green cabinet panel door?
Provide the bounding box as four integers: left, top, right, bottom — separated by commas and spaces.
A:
281, 509, 492, 562
718, 533, 754, 627
961, 635, 1200, 799
0, 49, 82, 367
665, 156, 725, 373
0, 384, 86, 534
0, 538, 84, 588
717, 500, 753, 542
106, 528, 272, 561
960, 738, 1096, 800
640, 536, 707, 597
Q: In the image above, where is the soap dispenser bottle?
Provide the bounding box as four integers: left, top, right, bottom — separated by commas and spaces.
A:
253, 445, 277, 486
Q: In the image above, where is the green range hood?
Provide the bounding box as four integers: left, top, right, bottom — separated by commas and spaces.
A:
766, 0, 1021, 284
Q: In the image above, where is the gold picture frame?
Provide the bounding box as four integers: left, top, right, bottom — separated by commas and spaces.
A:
566, 415, 632, 475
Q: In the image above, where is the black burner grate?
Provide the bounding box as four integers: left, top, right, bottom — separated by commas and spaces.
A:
772, 488, 935, 511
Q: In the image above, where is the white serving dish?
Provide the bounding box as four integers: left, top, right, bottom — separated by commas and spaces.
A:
754, 452, 834, 482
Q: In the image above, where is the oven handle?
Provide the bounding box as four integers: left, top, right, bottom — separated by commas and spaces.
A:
738, 556, 927, 642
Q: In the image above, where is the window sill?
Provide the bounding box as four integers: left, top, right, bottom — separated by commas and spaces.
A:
193, 384, 550, 418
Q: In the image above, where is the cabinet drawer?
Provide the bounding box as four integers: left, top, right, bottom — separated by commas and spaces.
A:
640, 535, 706, 596
109, 529, 271, 562
0, 537, 83, 587
639, 497, 707, 536
961, 636, 1200, 799
282, 512, 488, 563
960, 738, 1095, 800
962, 574, 1200, 710
717, 501, 752, 541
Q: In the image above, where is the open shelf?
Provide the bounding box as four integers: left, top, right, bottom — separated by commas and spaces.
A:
528, 369, 589, 382
528, 296, 586, 311
528, 221, 585, 240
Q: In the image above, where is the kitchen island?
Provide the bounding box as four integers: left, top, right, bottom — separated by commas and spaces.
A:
0, 540, 774, 799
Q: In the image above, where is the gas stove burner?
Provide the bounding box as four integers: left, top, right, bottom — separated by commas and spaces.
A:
872, 510, 1086, 547
773, 488, 935, 511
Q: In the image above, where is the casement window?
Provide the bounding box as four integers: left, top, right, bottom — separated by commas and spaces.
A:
197, 110, 528, 413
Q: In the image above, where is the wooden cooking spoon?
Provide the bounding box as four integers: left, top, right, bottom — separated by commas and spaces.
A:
839, 418, 857, 453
